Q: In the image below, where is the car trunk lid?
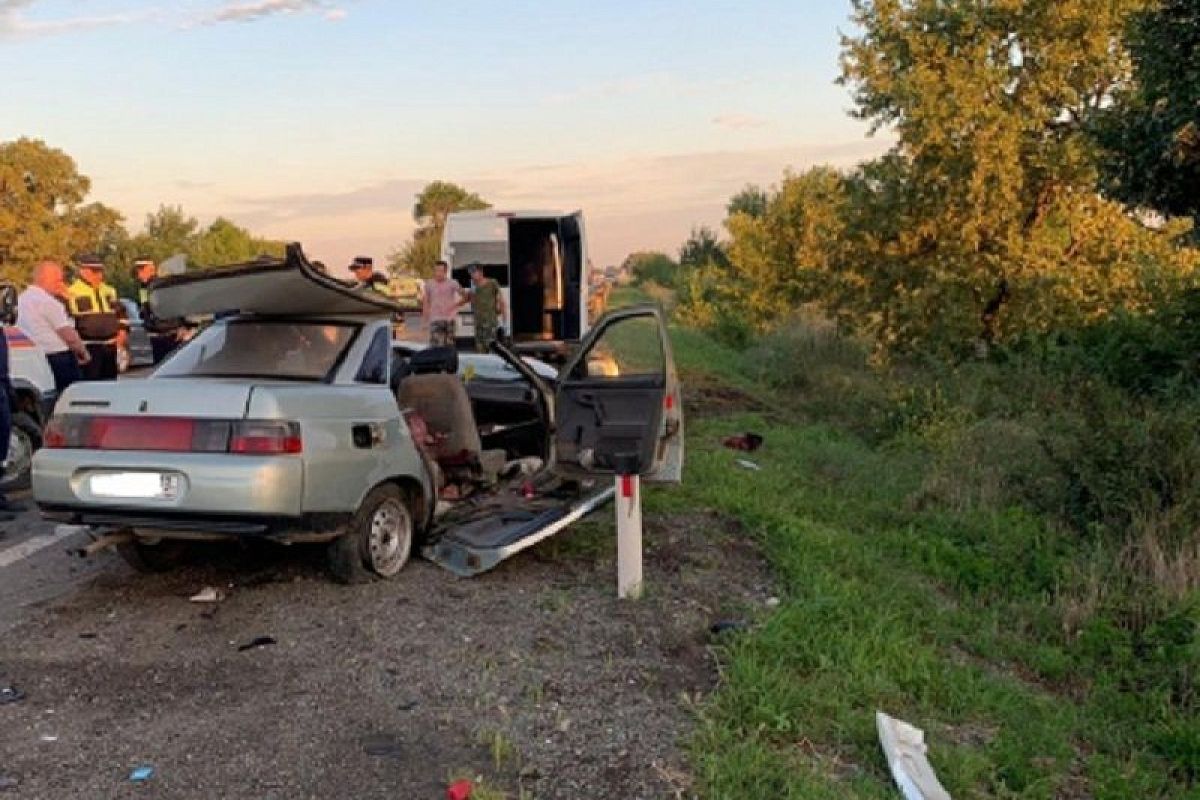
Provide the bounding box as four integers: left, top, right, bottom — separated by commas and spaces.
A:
60, 379, 254, 419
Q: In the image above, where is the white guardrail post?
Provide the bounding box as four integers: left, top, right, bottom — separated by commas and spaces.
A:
615, 473, 643, 599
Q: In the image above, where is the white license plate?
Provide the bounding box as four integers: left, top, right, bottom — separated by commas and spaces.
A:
89, 472, 181, 500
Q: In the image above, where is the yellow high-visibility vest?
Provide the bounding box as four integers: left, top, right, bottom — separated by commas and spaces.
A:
66, 279, 119, 316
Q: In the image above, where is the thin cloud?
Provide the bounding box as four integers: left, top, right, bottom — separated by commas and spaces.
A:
0, 0, 145, 41
324, 7, 347, 21
713, 113, 769, 130
202, 0, 326, 25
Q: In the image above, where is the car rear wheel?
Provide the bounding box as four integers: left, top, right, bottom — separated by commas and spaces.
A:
328, 484, 415, 583
116, 536, 192, 573
0, 413, 41, 493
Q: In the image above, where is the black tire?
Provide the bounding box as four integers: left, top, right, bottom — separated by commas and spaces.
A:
116, 537, 192, 573
328, 484, 416, 584
0, 413, 41, 493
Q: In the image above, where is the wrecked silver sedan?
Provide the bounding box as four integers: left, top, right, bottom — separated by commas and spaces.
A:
32, 245, 683, 581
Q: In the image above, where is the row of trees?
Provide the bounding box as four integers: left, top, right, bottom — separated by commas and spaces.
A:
655, 0, 1200, 357
0, 137, 288, 292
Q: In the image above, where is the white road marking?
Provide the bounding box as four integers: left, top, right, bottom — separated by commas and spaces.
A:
0, 525, 90, 569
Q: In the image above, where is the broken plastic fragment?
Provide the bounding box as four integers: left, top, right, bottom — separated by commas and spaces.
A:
129, 766, 154, 782
876, 711, 951, 800
189, 586, 224, 603
446, 779, 473, 800
735, 459, 761, 471
0, 686, 24, 706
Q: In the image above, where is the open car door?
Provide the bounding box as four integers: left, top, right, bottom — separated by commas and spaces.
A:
552, 304, 683, 483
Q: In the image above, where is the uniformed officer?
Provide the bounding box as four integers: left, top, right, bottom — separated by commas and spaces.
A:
349, 256, 389, 291
134, 258, 185, 364
66, 254, 125, 381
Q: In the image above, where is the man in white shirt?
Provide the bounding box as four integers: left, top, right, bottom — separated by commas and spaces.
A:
18, 261, 90, 392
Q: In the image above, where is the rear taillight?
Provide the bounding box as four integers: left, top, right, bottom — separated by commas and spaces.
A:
44, 416, 302, 455
229, 421, 303, 454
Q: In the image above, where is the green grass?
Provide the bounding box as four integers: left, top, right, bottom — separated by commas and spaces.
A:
641, 322, 1194, 797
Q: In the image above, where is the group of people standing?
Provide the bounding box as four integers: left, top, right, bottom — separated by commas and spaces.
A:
15, 255, 184, 393
347, 255, 507, 353
423, 260, 505, 353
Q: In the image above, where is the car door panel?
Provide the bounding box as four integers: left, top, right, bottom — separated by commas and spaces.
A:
552, 305, 683, 482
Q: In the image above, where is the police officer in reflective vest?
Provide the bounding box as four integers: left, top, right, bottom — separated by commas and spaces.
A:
66, 254, 125, 381
134, 258, 184, 364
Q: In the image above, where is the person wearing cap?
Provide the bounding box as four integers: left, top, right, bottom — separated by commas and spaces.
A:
134, 258, 186, 365
459, 263, 507, 353
350, 256, 389, 291
65, 254, 125, 380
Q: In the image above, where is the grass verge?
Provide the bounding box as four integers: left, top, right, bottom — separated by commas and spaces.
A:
641, 317, 1192, 798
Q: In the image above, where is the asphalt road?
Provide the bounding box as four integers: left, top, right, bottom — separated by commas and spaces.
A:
0, 501, 771, 799
0, 508, 114, 636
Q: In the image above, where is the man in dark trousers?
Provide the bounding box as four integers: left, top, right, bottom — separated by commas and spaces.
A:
65, 254, 125, 380
134, 258, 184, 364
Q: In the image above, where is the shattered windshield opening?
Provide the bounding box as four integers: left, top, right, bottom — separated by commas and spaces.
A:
155, 320, 359, 382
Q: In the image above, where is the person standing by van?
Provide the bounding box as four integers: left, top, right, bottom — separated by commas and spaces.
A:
422, 260, 463, 348
461, 263, 506, 352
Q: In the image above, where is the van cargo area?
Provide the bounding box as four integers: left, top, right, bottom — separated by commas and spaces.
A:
443, 210, 588, 353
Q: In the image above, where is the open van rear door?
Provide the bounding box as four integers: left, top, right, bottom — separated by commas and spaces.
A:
551, 304, 683, 483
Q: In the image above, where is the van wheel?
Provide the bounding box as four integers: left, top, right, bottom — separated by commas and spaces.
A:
0, 413, 41, 492
328, 484, 415, 584
116, 537, 192, 573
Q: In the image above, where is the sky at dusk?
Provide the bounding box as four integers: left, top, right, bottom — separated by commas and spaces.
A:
1, 0, 890, 270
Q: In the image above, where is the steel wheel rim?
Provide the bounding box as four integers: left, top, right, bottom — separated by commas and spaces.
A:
3, 429, 32, 484
366, 498, 410, 576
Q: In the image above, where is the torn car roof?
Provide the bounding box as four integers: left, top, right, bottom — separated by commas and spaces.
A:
149, 243, 404, 319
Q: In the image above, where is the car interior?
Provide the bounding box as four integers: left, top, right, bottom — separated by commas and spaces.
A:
390, 346, 550, 499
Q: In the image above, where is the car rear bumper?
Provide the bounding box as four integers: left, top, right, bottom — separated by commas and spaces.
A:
33, 449, 306, 518
38, 505, 352, 542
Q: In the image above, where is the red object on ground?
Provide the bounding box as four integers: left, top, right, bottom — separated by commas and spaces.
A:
620, 474, 634, 499
446, 779, 473, 800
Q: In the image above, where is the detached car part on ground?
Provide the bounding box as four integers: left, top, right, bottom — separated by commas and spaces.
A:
31, 245, 684, 582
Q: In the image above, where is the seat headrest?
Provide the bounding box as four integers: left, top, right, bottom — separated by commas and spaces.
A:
408, 346, 459, 375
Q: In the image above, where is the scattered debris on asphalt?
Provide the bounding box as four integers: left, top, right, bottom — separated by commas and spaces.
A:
236, 636, 276, 652
129, 766, 154, 783
361, 734, 404, 758
397, 700, 419, 712
78, 632, 97, 640
446, 778, 474, 800
0, 686, 25, 706
0, 775, 18, 792
722, 432, 764, 452
876, 711, 952, 800
38, 735, 56, 743
189, 586, 225, 603
735, 459, 762, 471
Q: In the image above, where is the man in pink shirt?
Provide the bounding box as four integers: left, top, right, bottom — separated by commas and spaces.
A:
422, 260, 464, 347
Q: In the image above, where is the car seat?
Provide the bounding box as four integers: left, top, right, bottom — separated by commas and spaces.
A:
397, 368, 507, 486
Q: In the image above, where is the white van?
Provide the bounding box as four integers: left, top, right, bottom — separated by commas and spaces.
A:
441, 210, 590, 356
